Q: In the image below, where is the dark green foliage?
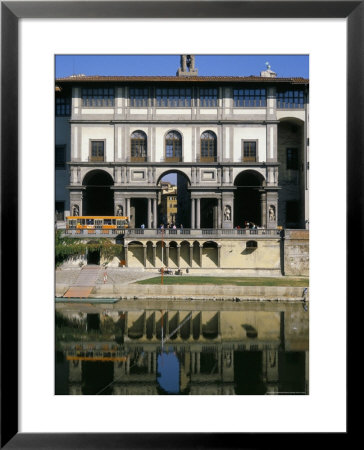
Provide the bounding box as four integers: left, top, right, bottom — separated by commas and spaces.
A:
55, 230, 123, 267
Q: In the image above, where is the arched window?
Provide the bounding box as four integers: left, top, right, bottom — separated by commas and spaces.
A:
131, 131, 147, 162
165, 131, 182, 162
200, 131, 217, 162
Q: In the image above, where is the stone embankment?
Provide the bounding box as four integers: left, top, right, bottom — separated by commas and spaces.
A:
55, 267, 308, 302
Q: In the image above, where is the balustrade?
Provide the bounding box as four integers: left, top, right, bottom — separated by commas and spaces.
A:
63, 227, 282, 238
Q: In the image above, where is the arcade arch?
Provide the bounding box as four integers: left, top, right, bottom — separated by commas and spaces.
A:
157, 170, 191, 228
234, 170, 265, 227
82, 169, 114, 216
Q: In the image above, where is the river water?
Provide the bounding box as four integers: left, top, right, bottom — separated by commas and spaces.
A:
55, 300, 308, 395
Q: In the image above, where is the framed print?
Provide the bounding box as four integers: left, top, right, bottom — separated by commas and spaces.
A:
1, 0, 358, 447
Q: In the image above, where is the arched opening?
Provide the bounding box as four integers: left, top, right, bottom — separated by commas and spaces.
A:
146, 241, 154, 267
168, 241, 178, 268
87, 247, 100, 265
127, 241, 144, 267
278, 118, 305, 228
234, 170, 264, 227
157, 171, 191, 228
83, 170, 114, 215
180, 241, 190, 267
202, 241, 218, 267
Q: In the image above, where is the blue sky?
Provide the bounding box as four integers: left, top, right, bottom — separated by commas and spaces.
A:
55, 54, 309, 79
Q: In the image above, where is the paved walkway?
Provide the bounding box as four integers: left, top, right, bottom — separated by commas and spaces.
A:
63, 265, 101, 298
58, 265, 153, 298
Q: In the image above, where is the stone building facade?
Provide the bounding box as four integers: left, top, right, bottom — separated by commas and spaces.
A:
55, 56, 309, 274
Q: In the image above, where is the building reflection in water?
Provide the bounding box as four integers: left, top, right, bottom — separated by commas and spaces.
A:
55, 305, 309, 395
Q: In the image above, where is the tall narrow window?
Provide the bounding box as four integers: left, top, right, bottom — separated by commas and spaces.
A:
131, 131, 147, 162
243, 141, 257, 162
200, 131, 217, 162
90, 141, 105, 162
165, 131, 182, 162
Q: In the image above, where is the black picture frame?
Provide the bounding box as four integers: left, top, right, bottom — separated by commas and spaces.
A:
1, 1, 357, 448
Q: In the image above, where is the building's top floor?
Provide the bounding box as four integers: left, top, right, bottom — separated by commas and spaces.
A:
55, 74, 309, 119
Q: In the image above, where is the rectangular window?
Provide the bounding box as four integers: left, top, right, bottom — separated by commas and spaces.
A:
243, 141, 257, 162
90, 141, 105, 161
81, 87, 114, 107
55, 145, 66, 169
277, 89, 304, 109
199, 88, 218, 107
233, 88, 267, 107
129, 87, 149, 107
286, 148, 299, 170
55, 97, 71, 116
156, 88, 191, 107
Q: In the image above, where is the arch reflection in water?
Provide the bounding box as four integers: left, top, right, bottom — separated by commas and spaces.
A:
55, 304, 308, 395
157, 348, 180, 394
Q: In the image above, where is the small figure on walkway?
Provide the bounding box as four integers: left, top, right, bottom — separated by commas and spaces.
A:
141, 223, 145, 229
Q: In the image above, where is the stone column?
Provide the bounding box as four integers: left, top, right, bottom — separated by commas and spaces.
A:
191, 198, 195, 229
147, 198, 152, 228
196, 351, 201, 374
196, 198, 201, 229
260, 191, 267, 228
143, 245, 147, 267
177, 245, 181, 268
217, 198, 222, 229
152, 245, 156, 267
189, 245, 193, 267
124, 245, 128, 267
165, 245, 169, 267
199, 244, 203, 267
217, 245, 221, 267
126, 198, 131, 218
191, 351, 195, 374
153, 197, 157, 228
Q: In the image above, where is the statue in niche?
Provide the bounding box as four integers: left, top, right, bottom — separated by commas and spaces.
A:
224, 205, 231, 221
269, 205, 276, 221
116, 205, 123, 216
72, 204, 79, 216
